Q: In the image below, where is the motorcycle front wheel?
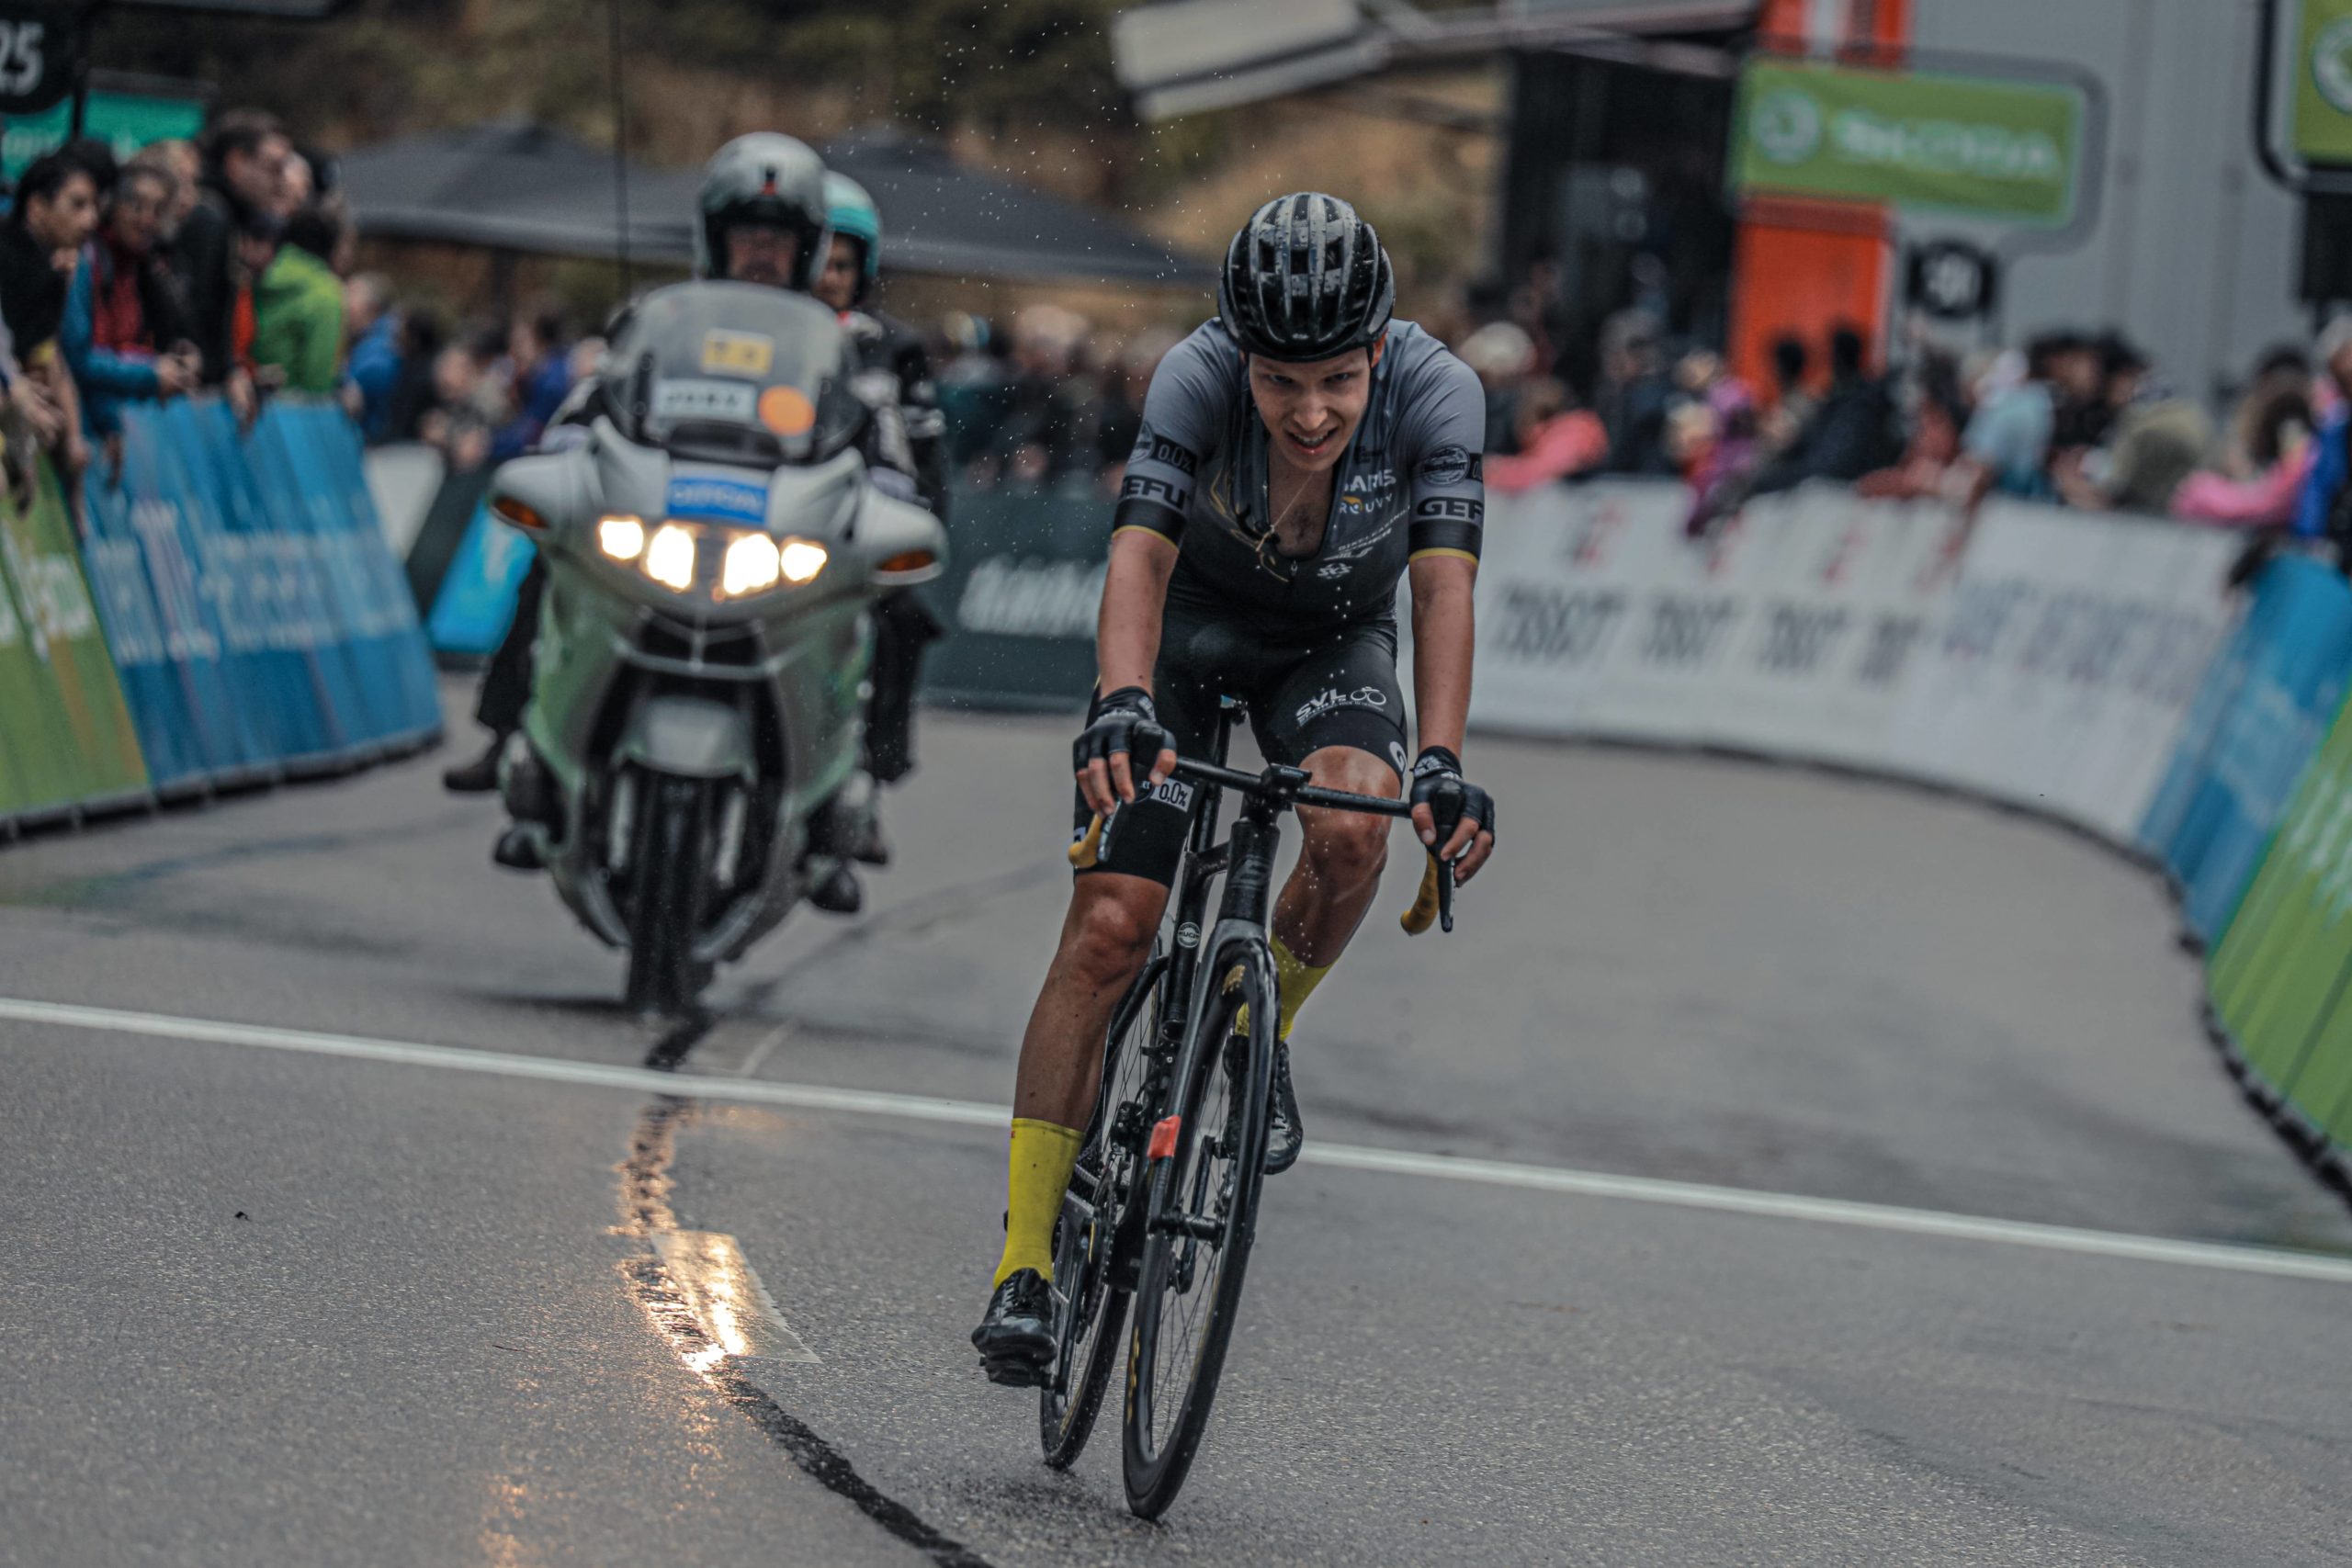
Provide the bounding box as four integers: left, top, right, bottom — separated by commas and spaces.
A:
625, 772, 714, 1018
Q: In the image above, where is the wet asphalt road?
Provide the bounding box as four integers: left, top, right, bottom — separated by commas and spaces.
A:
3, 682, 2349, 1565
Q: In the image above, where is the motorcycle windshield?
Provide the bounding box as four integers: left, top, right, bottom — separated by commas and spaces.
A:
604, 282, 866, 468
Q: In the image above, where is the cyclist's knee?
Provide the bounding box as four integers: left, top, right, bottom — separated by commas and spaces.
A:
1065, 881, 1160, 980
1301, 810, 1389, 886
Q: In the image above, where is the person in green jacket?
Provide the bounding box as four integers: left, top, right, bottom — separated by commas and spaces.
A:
251, 206, 345, 395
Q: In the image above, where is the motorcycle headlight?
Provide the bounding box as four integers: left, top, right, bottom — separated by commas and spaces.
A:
779, 538, 828, 586
644, 524, 697, 592
597, 514, 647, 562
722, 532, 781, 596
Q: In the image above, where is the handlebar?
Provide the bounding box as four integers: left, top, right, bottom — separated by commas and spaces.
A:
1164, 754, 1456, 935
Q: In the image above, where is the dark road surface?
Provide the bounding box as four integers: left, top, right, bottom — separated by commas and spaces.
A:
4, 685, 2347, 1565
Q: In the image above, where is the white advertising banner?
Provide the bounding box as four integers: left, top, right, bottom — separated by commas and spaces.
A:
1470, 480, 2243, 846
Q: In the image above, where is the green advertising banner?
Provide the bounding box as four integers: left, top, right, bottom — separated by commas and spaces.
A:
2295, 0, 2352, 164
1, 90, 207, 182
2207, 694, 2352, 1150
1731, 58, 2084, 224
0, 461, 149, 821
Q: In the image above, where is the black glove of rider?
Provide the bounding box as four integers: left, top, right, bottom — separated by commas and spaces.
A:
1073, 686, 1172, 793
1409, 745, 1494, 855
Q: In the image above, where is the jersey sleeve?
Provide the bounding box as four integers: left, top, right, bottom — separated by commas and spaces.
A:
1112, 325, 1234, 544
1403, 350, 1487, 564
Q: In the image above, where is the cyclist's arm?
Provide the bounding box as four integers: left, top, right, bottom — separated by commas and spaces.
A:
1096, 526, 1176, 693
1407, 551, 1475, 761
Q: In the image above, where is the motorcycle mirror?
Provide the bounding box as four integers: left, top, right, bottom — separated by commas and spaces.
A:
858, 490, 949, 587
489, 452, 589, 540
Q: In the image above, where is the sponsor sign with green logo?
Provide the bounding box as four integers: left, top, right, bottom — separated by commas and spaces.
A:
2295, 0, 2352, 164
1732, 58, 2083, 225
0, 460, 148, 818
1, 89, 206, 183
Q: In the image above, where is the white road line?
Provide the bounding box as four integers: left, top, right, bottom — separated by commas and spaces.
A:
6, 994, 2350, 1287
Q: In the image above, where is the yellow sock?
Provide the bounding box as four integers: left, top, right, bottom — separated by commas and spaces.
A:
992, 1118, 1082, 1288
1270, 935, 1332, 1041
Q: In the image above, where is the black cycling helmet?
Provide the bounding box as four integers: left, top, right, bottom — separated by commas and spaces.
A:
1217, 192, 1394, 364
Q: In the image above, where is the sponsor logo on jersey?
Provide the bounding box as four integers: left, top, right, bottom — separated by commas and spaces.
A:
1415, 446, 1482, 488
1295, 685, 1390, 726
1316, 560, 1353, 581
1121, 473, 1190, 510
1414, 495, 1485, 524
1130, 421, 1200, 476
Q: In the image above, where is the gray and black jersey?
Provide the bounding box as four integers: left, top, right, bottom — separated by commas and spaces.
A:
1112, 318, 1485, 633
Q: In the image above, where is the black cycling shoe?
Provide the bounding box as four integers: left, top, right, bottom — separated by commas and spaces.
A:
1263, 1039, 1303, 1174
852, 808, 890, 867
442, 733, 510, 794
970, 1269, 1056, 1387
491, 824, 544, 871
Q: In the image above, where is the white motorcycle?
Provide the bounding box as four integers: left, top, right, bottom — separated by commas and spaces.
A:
487, 283, 945, 1014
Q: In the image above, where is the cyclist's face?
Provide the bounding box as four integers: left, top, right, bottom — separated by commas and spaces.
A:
1248, 346, 1374, 473
724, 223, 801, 288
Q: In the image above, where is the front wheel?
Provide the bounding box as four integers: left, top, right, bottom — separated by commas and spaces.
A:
1039, 953, 1169, 1468
624, 773, 713, 1017
1122, 941, 1272, 1518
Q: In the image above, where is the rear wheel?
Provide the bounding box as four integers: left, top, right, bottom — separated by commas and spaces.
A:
1039, 953, 1169, 1468
1122, 943, 1272, 1518
625, 773, 713, 1017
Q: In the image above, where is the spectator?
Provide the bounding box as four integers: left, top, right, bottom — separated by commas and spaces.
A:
1953, 329, 2097, 502
1750, 326, 1897, 495
489, 301, 572, 461
174, 109, 291, 388
1091, 327, 1175, 492
1487, 377, 1606, 493
1674, 349, 1759, 523
2053, 337, 2209, 514
416, 337, 493, 472
135, 141, 204, 243
1758, 333, 1815, 460
0, 150, 101, 479
252, 204, 346, 394
1593, 307, 1674, 477
385, 307, 447, 442
2172, 357, 2314, 526
343, 272, 401, 441
62, 151, 200, 440
1856, 360, 1971, 502
2292, 316, 2352, 546
999, 304, 1088, 486
1457, 321, 1538, 457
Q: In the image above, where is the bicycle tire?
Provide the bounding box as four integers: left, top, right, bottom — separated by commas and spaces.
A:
1122, 938, 1273, 1518
1038, 952, 1167, 1467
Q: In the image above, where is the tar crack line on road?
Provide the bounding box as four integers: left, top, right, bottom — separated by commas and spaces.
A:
616, 1019, 994, 1568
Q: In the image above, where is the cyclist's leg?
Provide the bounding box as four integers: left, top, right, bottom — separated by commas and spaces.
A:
1250, 623, 1409, 1037
989, 667, 1213, 1292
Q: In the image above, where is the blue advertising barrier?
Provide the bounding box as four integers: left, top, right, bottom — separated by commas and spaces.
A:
74, 396, 441, 794
2138, 555, 2352, 941
424, 496, 535, 658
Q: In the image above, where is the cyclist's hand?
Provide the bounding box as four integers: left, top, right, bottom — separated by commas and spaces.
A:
1408, 746, 1496, 884
1073, 686, 1172, 817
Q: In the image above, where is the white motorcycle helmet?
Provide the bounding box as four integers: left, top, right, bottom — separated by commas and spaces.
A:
695, 132, 831, 292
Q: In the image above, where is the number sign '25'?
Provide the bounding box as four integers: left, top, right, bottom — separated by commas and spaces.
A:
0, 6, 76, 116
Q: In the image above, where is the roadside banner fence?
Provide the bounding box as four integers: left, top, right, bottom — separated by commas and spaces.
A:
4, 395, 439, 835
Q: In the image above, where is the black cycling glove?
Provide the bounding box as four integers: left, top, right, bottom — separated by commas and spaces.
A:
1074, 686, 1172, 787
1409, 745, 1495, 854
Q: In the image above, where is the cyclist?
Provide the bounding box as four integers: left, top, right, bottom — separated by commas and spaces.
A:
972, 193, 1497, 1384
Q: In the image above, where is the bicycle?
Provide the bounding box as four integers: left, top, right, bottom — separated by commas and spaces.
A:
1037, 696, 1457, 1518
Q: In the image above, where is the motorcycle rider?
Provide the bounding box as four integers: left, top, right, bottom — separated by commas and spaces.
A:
455, 132, 925, 914
808, 170, 944, 853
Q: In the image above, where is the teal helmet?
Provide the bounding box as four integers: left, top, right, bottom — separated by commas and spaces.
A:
824, 171, 882, 301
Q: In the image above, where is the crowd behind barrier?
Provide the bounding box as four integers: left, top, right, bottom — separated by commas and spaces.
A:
0, 394, 439, 837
